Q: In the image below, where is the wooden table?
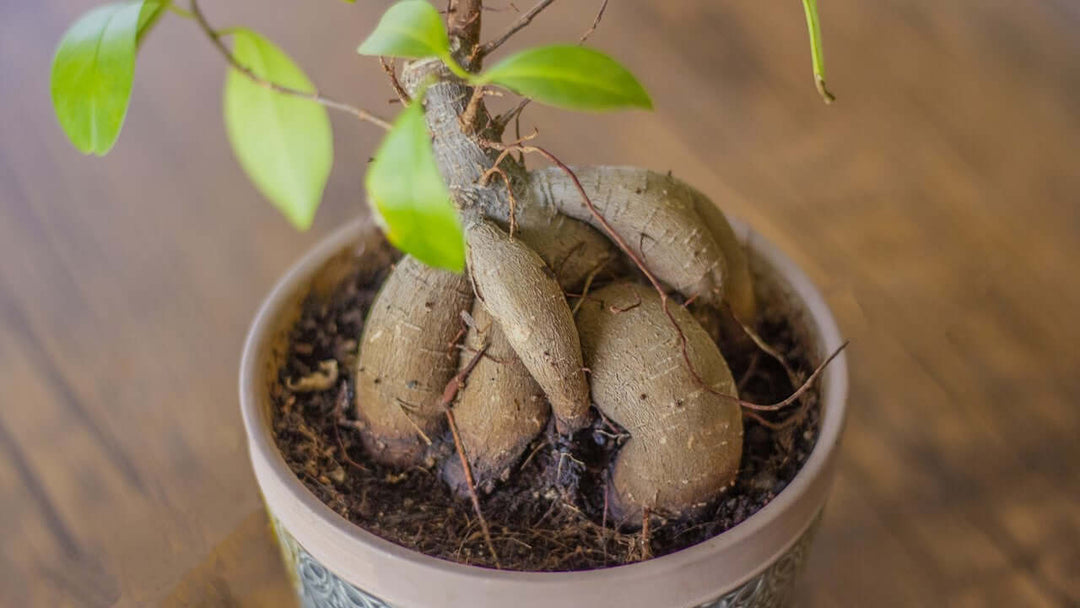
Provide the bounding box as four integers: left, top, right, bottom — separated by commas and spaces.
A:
2, 1, 1077, 605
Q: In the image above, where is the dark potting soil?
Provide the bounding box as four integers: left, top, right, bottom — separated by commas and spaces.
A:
270, 265, 821, 572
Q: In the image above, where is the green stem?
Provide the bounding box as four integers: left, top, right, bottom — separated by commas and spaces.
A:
801, 0, 835, 104
166, 3, 195, 20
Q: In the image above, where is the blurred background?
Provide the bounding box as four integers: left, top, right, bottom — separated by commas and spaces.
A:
2, 0, 1078, 605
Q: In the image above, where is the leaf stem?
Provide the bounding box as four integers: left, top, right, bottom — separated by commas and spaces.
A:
187, 0, 391, 129
801, 0, 835, 104
441, 53, 474, 80
166, 3, 195, 20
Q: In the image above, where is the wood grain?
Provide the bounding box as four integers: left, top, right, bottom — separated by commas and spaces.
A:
1, 0, 1077, 605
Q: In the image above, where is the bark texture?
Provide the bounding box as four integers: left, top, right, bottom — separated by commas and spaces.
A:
466, 220, 591, 434
442, 301, 548, 493
575, 282, 743, 521
529, 166, 728, 306
355, 256, 474, 465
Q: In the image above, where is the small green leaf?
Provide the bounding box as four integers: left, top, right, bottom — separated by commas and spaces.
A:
51, 1, 149, 155
357, 0, 450, 61
476, 45, 653, 112
366, 97, 464, 271
224, 29, 333, 231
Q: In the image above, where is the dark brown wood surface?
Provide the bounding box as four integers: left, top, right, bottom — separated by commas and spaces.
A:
2, 1, 1077, 605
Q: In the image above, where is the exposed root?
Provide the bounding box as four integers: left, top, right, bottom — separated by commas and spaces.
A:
517, 149, 844, 433
528, 163, 728, 306
466, 220, 591, 433
438, 344, 502, 568
738, 341, 847, 413
576, 282, 742, 521
355, 257, 474, 466
641, 507, 652, 559
333, 384, 369, 473
443, 301, 549, 493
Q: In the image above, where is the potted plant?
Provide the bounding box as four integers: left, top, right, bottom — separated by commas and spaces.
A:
52, 1, 848, 606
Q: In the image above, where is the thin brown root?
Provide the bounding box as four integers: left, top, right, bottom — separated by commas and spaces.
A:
440, 344, 501, 568
609, 295, 642, 314
570, 256, 610, 315
578, 0, 609, 44
737, 351, 761, 392
447, 323, 468, 359
519, 439, 547, 472
730, 307, 801, 387
332, 385, 369, 472
479, 165, 519, 237
394, 400, 435, 446
738, 341, 848, 412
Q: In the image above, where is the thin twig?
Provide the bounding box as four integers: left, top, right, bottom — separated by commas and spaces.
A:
380, 57, 411, 105
477, 0, 557, 58
439, 344, 501, 568
492, 98, 532, 133
578, 0, 609, 44
188, 0, 391, 130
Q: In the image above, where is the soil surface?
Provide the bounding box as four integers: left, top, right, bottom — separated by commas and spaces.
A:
270, 264, 821, 571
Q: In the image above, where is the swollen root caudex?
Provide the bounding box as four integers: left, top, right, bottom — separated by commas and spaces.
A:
575, 282, 743, 520
351, 57, 757, 516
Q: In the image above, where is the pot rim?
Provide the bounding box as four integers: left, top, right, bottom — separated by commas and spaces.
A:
240, 216, 848, 602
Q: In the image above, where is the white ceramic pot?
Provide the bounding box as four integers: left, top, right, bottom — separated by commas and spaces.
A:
240, 217, 849, 608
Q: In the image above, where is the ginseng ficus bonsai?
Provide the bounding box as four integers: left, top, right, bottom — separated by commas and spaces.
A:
52, 0, 843, 564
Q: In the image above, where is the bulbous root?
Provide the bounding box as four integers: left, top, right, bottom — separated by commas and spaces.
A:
531, 164, 758, 357
465, 220, 591, 434
354, 161, 759, 516
529, 166, 731, 308
441, 301, 549, 494
576, 282, 743, 522
354, 256, 474, 466
445, 209, 614, 492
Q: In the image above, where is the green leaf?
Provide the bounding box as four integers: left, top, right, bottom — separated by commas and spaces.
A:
51, 1, 149, 155
357, 0, 450, 61
476, 45, 653, 112
136, 1, 165, 45
366, 97, 464, 271
224, 29, 333, 231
